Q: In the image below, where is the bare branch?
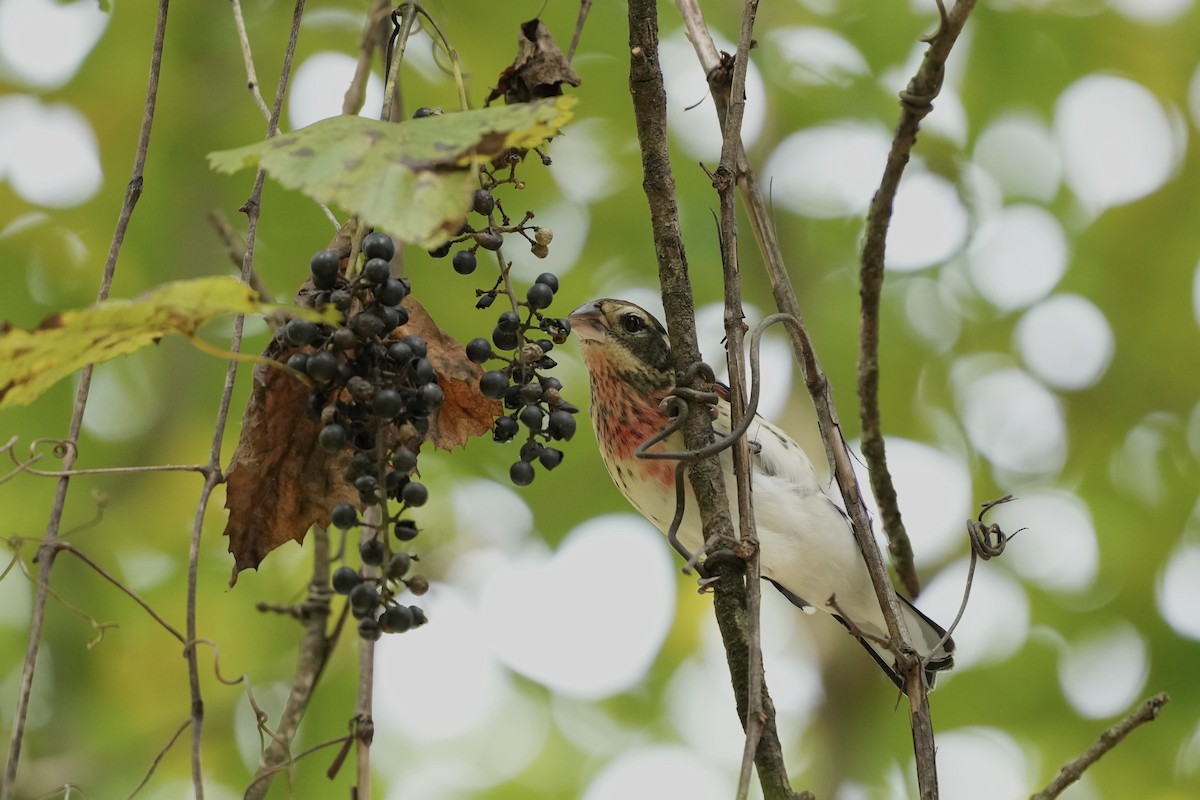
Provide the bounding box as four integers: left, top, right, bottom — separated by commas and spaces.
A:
1030, 693, 1170, 800
1, 2, 170, 796
858, 0, 977, 602
229, 0, 272, 120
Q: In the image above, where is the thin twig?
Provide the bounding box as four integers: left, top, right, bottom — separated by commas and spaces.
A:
230, 0, 272, 120
342, 0, 391, 116
245, 527, 339, 800
182, 1, 307, 795
126, 718, 192, 800
54, 542, 186, 642
708, 2, 770, 798
0, 2, 170, 797
857, 0, 976, 601
567, 0, 592, 62
627, 2, 797, 799
674, 0, 956, 796
207, 209, 273, 301
1030, 693, 1170, 800
380, 3, 419, 123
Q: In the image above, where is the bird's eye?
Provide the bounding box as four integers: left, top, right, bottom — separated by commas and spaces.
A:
620, 313, 645, 334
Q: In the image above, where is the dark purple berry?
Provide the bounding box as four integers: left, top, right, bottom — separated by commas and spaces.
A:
401, 481, 428, 507
412, 106, 436, 118
510, 460, 535, 486
330, 327, 357, 350
539, 447, 563, 470
480, 370, 509, 400
410, 606, 428, 626
519, 404, 544, 432
492, 326, 518, 351
349, 312, 384, 341
526, 282, 554, 310
358, 618, 383, 640
310, 250, 340, 287
332, 566, 361, 594
372, 388, 404, 418
497, 311, 521, 333
388, 342, 413, 364
286, 352, 309, 372
547, 410, 577, 441
362, 232, 395, 261
535, 272, 559, 293
394, 519, 419, 541
493, 415, 519, 442
420, 383, 444, 409
473, 189, 495, 216
318, 423, 347, 453
428, 242, 451, 259
476, 294, 496, 309
382, 604, 414, 633
387, 551, 412, 580
452, 250, 477, 275
360, 538, 386, 566
364, 257, 391, 284
377, 278, 407, 307
392, 447, 417, 473
331, 503, 358, 530
474, 228, 503, 251
465, 337, 492, 364
283, 318, 319, 347
520, 439, 545, 462
402, 335, 428, 359
306, 350, 339, 382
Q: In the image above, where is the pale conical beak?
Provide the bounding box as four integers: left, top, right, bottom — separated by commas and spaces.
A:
568, 301, 608, 342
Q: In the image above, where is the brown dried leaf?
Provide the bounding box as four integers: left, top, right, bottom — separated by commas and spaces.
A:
223, 338, 357, 585
487, 19, 582, 105
399, 297, 500, 450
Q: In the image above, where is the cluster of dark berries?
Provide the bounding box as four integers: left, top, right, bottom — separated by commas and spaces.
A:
466, 273, 580, 487
329, 503, 429, 640
283, 231, 434, 638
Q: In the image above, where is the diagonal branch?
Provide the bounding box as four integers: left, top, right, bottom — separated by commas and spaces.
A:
628, 2, 797, 799
858, 0, 977, 600
1, 2, 171, 797
1031, 693, 1169, 800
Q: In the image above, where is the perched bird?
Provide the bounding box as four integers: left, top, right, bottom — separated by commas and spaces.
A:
569, 298, 954, 690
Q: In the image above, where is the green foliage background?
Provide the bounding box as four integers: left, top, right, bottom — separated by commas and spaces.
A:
2, 1, 1199, 798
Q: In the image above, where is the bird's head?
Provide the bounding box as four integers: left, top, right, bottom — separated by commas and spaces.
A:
568, 299, 674, 393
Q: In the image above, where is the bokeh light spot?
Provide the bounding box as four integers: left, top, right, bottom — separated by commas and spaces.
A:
763, 122, 892, 218
936, 728, 1030, 800
1157, 542, 1200, 640
0, 95, 102, 208
967, 204, 1068, 311
954, 360, 1067, 477
1058, 621, 1148, 718
1054, 75, 1180, 211
582, 746, 732, 800
973, 112, 1062, 202
767, 27, 869, 87
887, 172, 970, 271
288, 51, 384, 130
0, 0, 108, 89
1015, 294, 1114, 391
922, 557, 1030, 670
481, 514, 675, 698
1000, 490, 1099, 592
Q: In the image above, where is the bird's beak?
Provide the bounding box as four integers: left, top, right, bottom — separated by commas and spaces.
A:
568, 301, 608, 342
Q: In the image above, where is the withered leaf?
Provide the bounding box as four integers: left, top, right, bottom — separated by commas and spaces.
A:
223, 285, 499, 582
223, 337, 358, 585
401, 297, 500, 450
487, 19, 582, 105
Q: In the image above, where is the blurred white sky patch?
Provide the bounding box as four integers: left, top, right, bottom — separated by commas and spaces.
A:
659, 28, 766, 160
1000, 490, 1100, 593
0, 95, 102, 208
481, 514, 676, 699
1057, 621, 1149, 718
973, 112, 1062, 203
967, 204, 1068, 312
934, 728, 1031, 800
582, 745, 734, 800
1016, 294, 1114, 391
767, 27, 870, 87
886, 171, 970, 271
1108, 0, 1194, 23
850, 437, 972, 567
1157, 541, 1200, 640
903, 277, 963, 354
952, 358, 1068, 478
550, 118, 628, 204
0, 0, 107, 88
287, 51, 384, 130
1054, 75, 1183, 214
921, 557, 1030, 671
763, 122, 892, 218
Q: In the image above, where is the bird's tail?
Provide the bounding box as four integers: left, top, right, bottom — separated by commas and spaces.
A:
848, 597, 955, 692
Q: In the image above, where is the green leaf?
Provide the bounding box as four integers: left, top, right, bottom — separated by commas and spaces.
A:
0, 277, 337, 409
208, 97, 576, 249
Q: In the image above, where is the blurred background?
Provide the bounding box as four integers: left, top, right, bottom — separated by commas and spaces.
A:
2, 0, 1199, 798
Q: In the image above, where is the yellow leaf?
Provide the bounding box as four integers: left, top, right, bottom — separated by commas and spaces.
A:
0, 276, 337, 409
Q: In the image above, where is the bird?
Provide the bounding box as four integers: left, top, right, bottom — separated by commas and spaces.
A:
568, 298, 954, 690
